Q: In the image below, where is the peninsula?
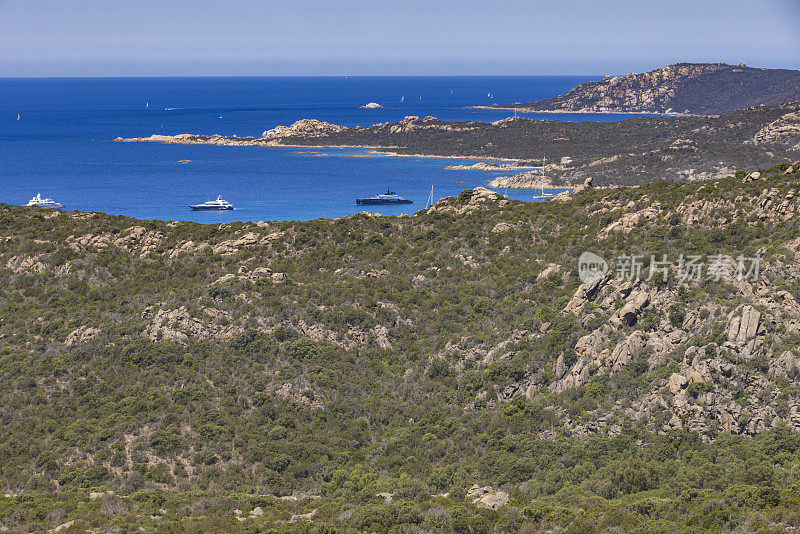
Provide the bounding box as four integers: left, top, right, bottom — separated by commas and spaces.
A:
118, 100, 800, 188
484, 62, 800, 116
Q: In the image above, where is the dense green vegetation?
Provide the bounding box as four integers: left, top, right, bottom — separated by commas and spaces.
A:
2, 163, 800, 532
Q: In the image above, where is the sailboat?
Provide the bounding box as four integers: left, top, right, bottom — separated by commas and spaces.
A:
400, 96, 405, 103
532, 157, 554, 200
17, 114, 20, 121
146, 102, 149, 108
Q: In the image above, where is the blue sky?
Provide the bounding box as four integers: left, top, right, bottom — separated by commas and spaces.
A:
1, 0, 798, 76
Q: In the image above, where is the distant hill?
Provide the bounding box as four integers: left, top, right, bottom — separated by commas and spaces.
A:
493, 62, 800, 115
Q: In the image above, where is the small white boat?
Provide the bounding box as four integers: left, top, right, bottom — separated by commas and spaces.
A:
17, 114, 20, 121
532, 157, 555, 199
190, 195, 235, 211
26, 193, 64, 209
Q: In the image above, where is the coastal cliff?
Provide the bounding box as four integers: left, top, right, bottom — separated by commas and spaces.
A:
491, 62, 800, 116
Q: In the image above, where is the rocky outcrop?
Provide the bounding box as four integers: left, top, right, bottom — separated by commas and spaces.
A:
117, 99, 800, 189
141, 306, 238, 343
425, 187, 508, 215
261, 119, 347, 139
448, 162, 522, 172
66, 226, 165, 257
359, 102, 383, 109
599, 202, 661, 237
751, 111, 800, 151
770, 351, 800, 377
563, 273, 610, 314
5, 254, 48, 274
467, 485, 509, 510
493, 62, 800, 115
609, 290, 650, 328
64, 326, 101, 347
571, 176, 594, 195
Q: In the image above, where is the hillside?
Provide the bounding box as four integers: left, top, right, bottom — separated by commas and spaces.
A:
490, 63, 800, 115
3, 162, 800, 531
120, 100, 800, 187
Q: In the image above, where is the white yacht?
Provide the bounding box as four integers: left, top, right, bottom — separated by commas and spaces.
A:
190, 195, 235, 211
26, 194, 64, 209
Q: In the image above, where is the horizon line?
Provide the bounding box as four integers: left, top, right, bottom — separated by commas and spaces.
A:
0, 73, 609, 79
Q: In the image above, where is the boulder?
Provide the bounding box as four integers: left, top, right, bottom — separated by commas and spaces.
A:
610, 290, 650, 328
608, 331, 646, 370
571, 176, 594, 195
64, 326, 101, 346
552, 190, 572, 202
727, 306, 760, 345
359, 102, 383, 109
554, 353, 566, 379
668, 373, 688, 394
536, 263, 562, 282
467, 485, 509, 510
563, 272, 609, 314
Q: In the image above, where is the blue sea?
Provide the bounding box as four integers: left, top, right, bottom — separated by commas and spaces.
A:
1, 76, 636, 222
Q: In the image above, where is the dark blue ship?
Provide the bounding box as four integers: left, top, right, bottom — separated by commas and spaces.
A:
356, 188, 413, 205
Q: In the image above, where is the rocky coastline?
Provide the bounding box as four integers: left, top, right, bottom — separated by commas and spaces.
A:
443, 162, 536, 172
117, 102, 800, 188
489, 62, 800, 116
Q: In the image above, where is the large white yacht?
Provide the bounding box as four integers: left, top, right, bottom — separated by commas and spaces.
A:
26, 194, 64, 209
190, 195, 235, 211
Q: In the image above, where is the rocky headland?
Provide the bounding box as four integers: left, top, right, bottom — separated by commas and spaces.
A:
117, 101, 800, 187
486, 62, 800, 115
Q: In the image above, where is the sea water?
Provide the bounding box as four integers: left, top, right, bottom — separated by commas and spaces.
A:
1, 76, 638, 222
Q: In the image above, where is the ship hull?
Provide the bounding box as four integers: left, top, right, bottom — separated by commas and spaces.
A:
27, 203, 64, 209
356, 199, 413, 205
190, 206, 235, 211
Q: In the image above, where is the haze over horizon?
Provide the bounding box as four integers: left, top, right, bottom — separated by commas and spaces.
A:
1, 0, 799, 77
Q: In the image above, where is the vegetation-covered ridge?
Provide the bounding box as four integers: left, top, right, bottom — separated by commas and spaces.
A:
488, 62, 800, 116
118, 100, 800, 187
5, 162, 800, 531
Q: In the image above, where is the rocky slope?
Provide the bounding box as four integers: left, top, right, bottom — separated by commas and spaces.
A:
492, 62, 800, 115
8, 163, 800, 531
118, 102, 800, 187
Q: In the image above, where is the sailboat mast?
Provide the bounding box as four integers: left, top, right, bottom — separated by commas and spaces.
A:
542, 156, 546, 196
